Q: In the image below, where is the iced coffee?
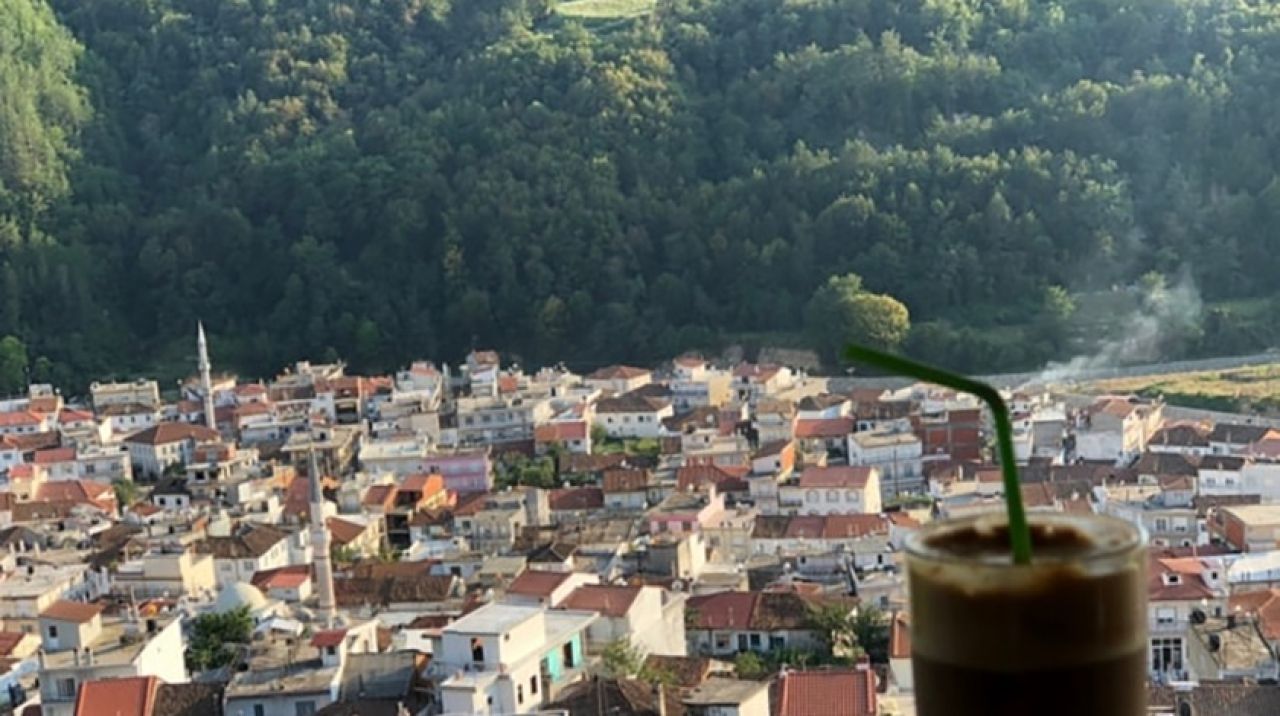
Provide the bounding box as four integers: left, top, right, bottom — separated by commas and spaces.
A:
905, 512, 1147, 716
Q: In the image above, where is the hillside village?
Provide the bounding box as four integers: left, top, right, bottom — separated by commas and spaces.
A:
0, 329, 1278, 714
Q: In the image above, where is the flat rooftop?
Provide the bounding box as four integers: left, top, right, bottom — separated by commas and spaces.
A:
44, 615, 178, 670
446, 604, 539, 635
226, 659, 340, 698
1225, 505, 1280, 524
682, 678, 768, 705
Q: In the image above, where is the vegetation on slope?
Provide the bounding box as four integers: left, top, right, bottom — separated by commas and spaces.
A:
5, 0, 1280, 386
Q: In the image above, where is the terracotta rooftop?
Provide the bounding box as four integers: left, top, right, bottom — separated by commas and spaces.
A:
777, 667, 877, 716
797, 466, 873, 490
505, 570, 571, 600
794, 418, 854, 440
73, 676, 158, 716
41, 599, 105, 623
123, 423, 219, 446
549, 487, 604, 511
560, 585, 641, 617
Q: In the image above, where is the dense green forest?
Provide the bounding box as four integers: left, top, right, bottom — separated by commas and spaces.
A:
7, 0, 1280, 389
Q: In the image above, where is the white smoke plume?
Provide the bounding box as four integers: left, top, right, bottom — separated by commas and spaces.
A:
1029, 271, 1203, 386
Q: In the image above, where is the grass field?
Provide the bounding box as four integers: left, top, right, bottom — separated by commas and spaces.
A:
1088, 363, 1280, 413
556, 0, 655, 19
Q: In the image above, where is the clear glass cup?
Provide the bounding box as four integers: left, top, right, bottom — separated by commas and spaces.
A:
905, 512, 1147, 716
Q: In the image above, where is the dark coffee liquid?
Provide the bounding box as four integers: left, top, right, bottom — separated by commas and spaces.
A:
908, 516, 1147, 716
913, 648, 1147, 716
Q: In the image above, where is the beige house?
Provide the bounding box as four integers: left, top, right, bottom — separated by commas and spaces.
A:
682, 679, 771, 716
560, 584, 687, 657
112, 549, 217, 599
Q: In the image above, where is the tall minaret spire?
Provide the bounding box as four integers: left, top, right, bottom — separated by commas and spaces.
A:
309, 443, 337, 627
197, 322, 217, 431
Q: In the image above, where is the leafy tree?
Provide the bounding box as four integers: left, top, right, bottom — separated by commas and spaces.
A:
850, 606, 891, 664
111, 479, 139, 512
0, 336, 28, 394
805, 274, 910, 366
733, 651, 769, 680
185, 606, 253, 672
601, 638, 646, 677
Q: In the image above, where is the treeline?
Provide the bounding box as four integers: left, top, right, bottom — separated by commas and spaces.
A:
6, 0, 1280, 389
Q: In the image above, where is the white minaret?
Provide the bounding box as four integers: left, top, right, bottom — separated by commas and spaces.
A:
309, 445, 337, 627
197, 322, 217, 431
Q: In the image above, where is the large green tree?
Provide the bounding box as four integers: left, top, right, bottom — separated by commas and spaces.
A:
806, 274, 910, 366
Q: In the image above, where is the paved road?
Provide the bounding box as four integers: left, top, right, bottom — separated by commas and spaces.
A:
828, 349, 1280, 391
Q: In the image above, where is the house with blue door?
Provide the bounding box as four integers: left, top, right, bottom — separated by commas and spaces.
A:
435, 603, 597, 715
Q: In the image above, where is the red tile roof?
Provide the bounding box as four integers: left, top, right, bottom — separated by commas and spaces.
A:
57, 409, 94, 424
685, 591, 759, 630
362, 484, 395, 509
677, 465, 745, 493
35, 480, 115, 511
797, 466, 873, 490
0, 631, 28, 657
123, 423, 219, 446
326, 517, 368, 546
588, 366, 650, 381
251, 565, 311, 591
560, 585, 642, 617
400, 473, 442, 493
794, 418, 853, 440
310, 628, 348, 649
549, 487, 604, 511
777, 668, 877, 716
0, 412, 41, 428
603, 469, 649, 493
535, 421, 588, 443
1149, 556, 1215, 602
32, 447, 75, 465
820, 515, 889, 539
73, 676, 159, 716
506, 570, 571, 598
41, 600, 105, 623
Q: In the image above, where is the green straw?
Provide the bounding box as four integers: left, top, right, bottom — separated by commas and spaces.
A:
843, 344, 1033, 565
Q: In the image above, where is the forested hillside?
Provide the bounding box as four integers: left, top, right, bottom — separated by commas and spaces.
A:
6, 0, 1280, 387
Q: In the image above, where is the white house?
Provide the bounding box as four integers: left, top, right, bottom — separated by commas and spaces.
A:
196, 523, 294, 587
435, 603, 597, 716
778, 466, 882, 516
847, 430, 922, 497
122, 423, 221, 479
593, 395, 673, 440
584, 366, 652, 395
37, 606, 186, 716
559, 584, 687, 657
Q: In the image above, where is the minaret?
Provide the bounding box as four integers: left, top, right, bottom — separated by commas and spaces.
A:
197, 322, 217, 431
309, 445, 337, 627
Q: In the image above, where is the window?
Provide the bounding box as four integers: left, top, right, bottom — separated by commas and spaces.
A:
518, 684, 525, 705
563, 641, 576, 668
826, 490, 839, 502
47, 625, 58, 639
1156, 608, 1176, 625
56, 678, 76, 699
714, 634, 731, 650
1151, 637, 1184, 674
530, 676, 539, 695
1155, 518, 1169, 532
737, 634, 749, 651
769, 635, 785, 650
295, 703, 316, 716
749, 633, 762, 649
471, 638, 485, 662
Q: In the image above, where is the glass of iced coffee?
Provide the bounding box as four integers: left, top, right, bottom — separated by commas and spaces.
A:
905, 511, 1147, 716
